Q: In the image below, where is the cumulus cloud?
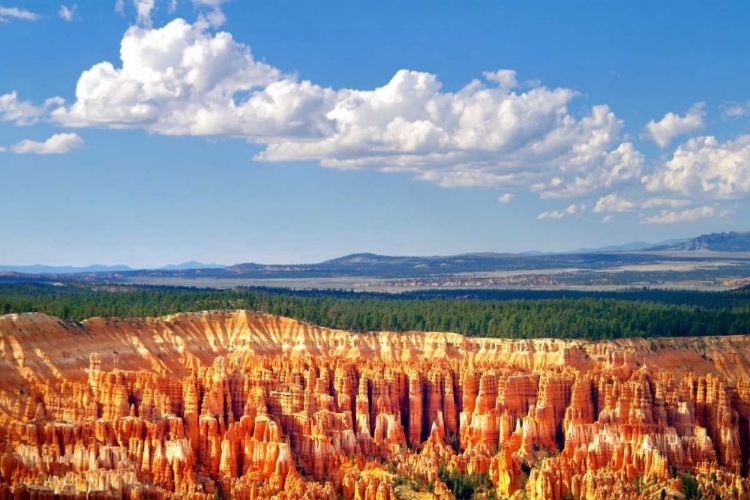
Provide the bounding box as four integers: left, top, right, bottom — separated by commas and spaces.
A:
537, 211, 564, 220
641, 205, 729, 225
9, 133, 84, 155
262, 97, 637, 199
645, 103, 705, 148
601, 215, 614, 223
29, 16, 748, 226
59, 4, 77, 21
0, 92, 65, 126
593, 193, 635, 213
640, 198, 690, 209
642, 135, 750, 199
54, 20, 283, 130
115, 0, 229, 27
720, 101, 750, 119
0, 92, 44, 125
115, 0, 156, 25
192, 0, 229, 27
593, 192, 694, 215
483, 70, 517, 89
135, 0, 155, 25
537, 204, 584, 220
53, 19, 640, 201
191, 1, 230, 9
0, 6, 39, 22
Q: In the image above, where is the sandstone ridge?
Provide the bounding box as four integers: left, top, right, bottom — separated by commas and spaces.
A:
0, 310, 749, 499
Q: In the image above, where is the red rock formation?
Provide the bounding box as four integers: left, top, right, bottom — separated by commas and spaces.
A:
0, 311, 749, 499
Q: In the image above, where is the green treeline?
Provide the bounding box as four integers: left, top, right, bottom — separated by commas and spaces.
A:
1, 283, 750, 340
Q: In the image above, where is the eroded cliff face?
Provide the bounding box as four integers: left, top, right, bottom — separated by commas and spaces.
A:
1, 311, 749, 499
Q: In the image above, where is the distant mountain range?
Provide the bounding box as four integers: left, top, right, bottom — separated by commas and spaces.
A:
650, 232, 750, 252
565, 238, 688, 253
0, 264, 134, 274
0, 262, 225, 275
2, 231, 749, 280
97, 252, 672, 279
157, 261, 226, 271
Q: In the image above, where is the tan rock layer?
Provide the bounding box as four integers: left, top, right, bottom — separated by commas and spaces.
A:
0, 311, 749, 499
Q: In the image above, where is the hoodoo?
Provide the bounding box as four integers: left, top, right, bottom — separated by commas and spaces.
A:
1, 311, 749, 499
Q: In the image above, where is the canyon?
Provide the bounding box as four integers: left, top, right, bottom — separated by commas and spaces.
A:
1, 310, 749, 499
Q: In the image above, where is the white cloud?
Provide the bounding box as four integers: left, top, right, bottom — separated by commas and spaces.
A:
0, 146, 6, 153
115, 0, 229, 27
601, 215, 614, 223
193, 0, 229, 27
593, 192, 693, 214
642, 135, 750, 199
720, 101, 750, 119
53, 19, 640, 201
192, 0, 229, 7
640, 198, 690, 209
0, 6, 40, 22
0, 92, 65, 126
0, 92, 43, 125
645, 103, 705, 148
135, 0, 155, 25
566, 203, 585, 215
10, 133, 84, 155
54, 20, 283, 130
483, 70, 517, 89
532, 141, 645, 199
44, 96, 66, 108
537, 211, 565, 220
641, 205, 725, 225
35, 17, 750, 225
593, 193, 635, 213
537, 203, 584, 220
200, 8, 224, 27
114, 0, 155, 25
59, 4, 77, 21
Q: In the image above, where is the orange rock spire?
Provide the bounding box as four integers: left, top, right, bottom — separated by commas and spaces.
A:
0, 311, 749, 499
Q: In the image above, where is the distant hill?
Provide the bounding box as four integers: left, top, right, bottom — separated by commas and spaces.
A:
0, 264, 134, 274
567, 242, 652, 253
158, 261, 226, 270
0, 261, 225, 274
2, 251, 650, 282
321, 253, 417, 265
3, 232, 749, 281
651, 232, 750, 252
567, 238, 690, 253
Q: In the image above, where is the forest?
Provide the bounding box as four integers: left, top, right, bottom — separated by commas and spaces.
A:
1, 283, 750, 340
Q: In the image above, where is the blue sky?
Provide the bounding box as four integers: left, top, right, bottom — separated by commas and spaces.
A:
2, 1, 750, 267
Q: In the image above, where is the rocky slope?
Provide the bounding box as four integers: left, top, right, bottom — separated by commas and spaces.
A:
0, 311, 749, 499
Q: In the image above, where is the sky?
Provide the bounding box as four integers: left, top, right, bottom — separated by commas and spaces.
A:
2, 1, 750, 267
